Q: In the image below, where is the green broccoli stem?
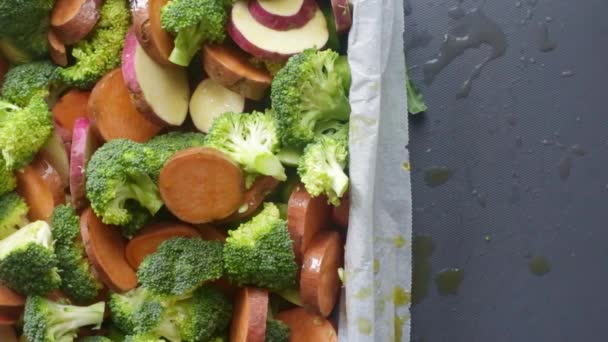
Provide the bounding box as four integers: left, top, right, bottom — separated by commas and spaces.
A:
169, 24, 206, 67
50, 301, 105, 333
327, 155, 349, 199
126, 170, 163, 215
253, 153, 287, 181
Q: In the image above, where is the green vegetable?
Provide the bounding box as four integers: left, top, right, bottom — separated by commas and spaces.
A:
58, 0, 131, 88
80, 337, 114, 342
123, 334, 165, 342
271, 49, 351, 148
0, 156, 16, 195
0, 220, 60, 295
0, 94, 53, 170
406, 77, 427, 114
51, 205, 103, 303
144, 131, 206, 180
23, 296, 105, 342
137, 237, 224, 296
109, 287, 152, 334
0, 0, 54, 64
161, 0, 227, 66
265, 318, 290, 342
224, 203, 298, 291
0, 192, 28, 239
205, 111, 286, 187
297, 123, 349, 205
85, 139, 163, 236
1, 61, 59, 107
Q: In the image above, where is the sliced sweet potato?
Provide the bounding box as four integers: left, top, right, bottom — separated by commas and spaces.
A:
51, 0, 102, 45
131, 0, 174, 65
230, 287, 268, 342
125, 222, 201, 269
80, 208, 138, 292
277, 307, 337, 342
197, 224, 228, 242
287, 185, 331, 261
202, 44, 272, 101
331, 196, 349, 229
300, 231, 343, 317
53, 90, 91, 132
217, 176, 280, 223
47, 30, 67, 66
0, 325, 17, 340
0, 285, 24, 324
16, 157, 66, 222
159, 147, 245, 224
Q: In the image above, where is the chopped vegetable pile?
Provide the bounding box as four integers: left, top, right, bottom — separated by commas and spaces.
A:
0, 0, 354, 340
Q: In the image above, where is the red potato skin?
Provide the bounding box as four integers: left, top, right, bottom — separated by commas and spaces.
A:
131, 0, 174, 65
287, 185, 332, 262
300, 231, 344, 317
47, 30, 68, 66
80, 208, 138, 292
230, 287, 268, 342
202, 44, 272, 101
70, 118, 99, 210
331, 196, 349, 229
16, 157, 66, 222
125, 223, 202, 269
227, 19, 291, 62
276, 307, 338, 342
249, 0, 317, 31
51, 0, 102, 45
331, 0, 352, 33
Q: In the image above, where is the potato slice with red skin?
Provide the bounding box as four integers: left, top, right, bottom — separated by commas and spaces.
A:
51, 0, 102, 45
331, 0, 352, 33
189, 78, 246, 133
159, 147, 245, 224
202, 44, 272, 101
125, 222, 201, 269
287, 184, 331, 261
80, 208, 138, 292
300, 231, 344, 317
277, 307, 337, 342
230, 287, 268, 342
249, 0, 318, 31
216, 176, 280, 224
70, 118, 99, 210
39, 130, 70, 189
16, 157, 66, 222
131, 0, 174, 65
48, 30, 67, 66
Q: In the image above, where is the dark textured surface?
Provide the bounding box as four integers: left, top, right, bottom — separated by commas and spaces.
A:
405, 0, 608, 341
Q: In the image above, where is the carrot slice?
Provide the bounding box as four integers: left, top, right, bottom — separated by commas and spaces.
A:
331, 196, 349, 229
80, 208, 137, 292
88, 68, 163, 143
125, 222, 201, 269
51, 0, 102, 45
131, 0, 174, 65
197, 224, 227, 242
276, 307, 337, 342
230, 287, 268, 342
159, 147, 245, 224
300, 231, 343, 317
0, 325, 17, 340
53, 90, 91, 132
48, 30, 68, 66
287, 185, 331, 261
217, 176, 280, 223
16, 156, 66, 222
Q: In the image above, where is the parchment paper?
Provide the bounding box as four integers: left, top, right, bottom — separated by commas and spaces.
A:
339, 0, 412, 340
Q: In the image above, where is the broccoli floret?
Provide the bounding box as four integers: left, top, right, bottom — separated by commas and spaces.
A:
137, 237, 224, 296
265, 318, 290, 342
0, 1, 54, 64
80, 337, 113, 342
224, 203, 298, 290
124, 334, 165, 342
0, 94, 53, 170
23, 296, 105, 342
161, 0, 227, 66
297, 123, 349, 205
134, 298, 181, 340
205, 111, 286, 186
58, 0, 130, 88
109, 287, 151, 334
0, 156, 16, 195
271, 49, 351, 148
0, 192, 28, 239
144, 131, 206, 180
51, 205, 104, 303
86, 139, 163, 236
0, 220, 60, 295
1, 61, 59, 107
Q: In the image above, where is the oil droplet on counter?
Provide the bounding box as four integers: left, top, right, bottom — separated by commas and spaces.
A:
412, 235, 434, 304
423, 7, 507, 98
355, 287, 372, 300
558, 155, 572, 180
537, 21, 557, 52
395, 314, 407, 342
402, 161, 411, 172
561, 70, 575, 78
393, 235, 406, 248
393, 286, 411, 307
570, 144, 586, 156
529, 256, 551, 276
424, 167, 452, 187
356, 317, 373, 335
435, 268, 464, 295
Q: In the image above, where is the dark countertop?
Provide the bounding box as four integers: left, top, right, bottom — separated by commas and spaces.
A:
405, 0, 608, 341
